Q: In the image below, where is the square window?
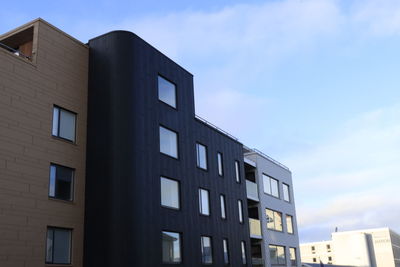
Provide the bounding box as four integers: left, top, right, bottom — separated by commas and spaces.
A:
201, 236, 213, 264
269, 245, 286, 265
263, 174, 280, 198
49, 164, 74, 201
217, 153, 223, 176
158, 76, 177, 108
46, 227, 72, 264
160, 126, 178, 158
266, 208, 283, 232
234, 161, 240, 183
196, 143, 207, 170
52, 106, 76, 142
199, 188, 210, 216
161, 177, 180, 209
162, 231, 182, 263
283, 183, 290, 202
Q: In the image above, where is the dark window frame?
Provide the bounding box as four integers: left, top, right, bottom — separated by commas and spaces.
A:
157, 74, 178, 109
234, 160, 240, 183
220, 194, 227, 220
269, 244, 286, 265
222, 238, 230, 265
159, 125, 179, 160
200, 235, 213, 265
52, 105, 77, 143
217, 152, 224, 176
286, 214, 294, 234
48, 163, 75, 202
266, 208, 283, 232
196, 142, 208, 171
263, 174, 280, 199
160, 176, 181, 211
45, 226, 72, 265
282, 183, 291, 202
161, 230, 183, 264
199, 188, 211, 217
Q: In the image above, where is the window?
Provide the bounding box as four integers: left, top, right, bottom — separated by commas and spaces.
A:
220, 195, 226, 219
289, 247, 297, 266
158, 75, 176, 108
160, 177, 180, 209
199, 188, 210, 216
311, 246, 315, 253
327, 244, 331, 252
201, 236, 213, 264
241, 241, 247, 264
263, 174, 279, 198
238, 200, 243, 223
49, 164, 74, 201
217, 152, 223, 176
328, 256, 332, 262
313, 257, 317, 262
234, 161, 240, 183
286, 215, 294, 234
46, 227, 72, 264
52, 106, 76, 142
196, 143, 207, 170
266, 208, 283, 231
223, 239, 229, 265
269, 245, 286, 265
283, 183, 290, 202
162, 231, 181, 263
160, 126, 178, 158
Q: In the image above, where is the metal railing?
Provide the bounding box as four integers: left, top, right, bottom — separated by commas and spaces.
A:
195, 115, 239, 141
249, 218, 262, 238
0, 42, 31, 60
244, 146, 290, 171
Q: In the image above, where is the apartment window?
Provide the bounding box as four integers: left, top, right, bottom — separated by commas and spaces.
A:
241, 241, 247, 264
328, 256, 332, 262
223, 239, 229, 265
160, 126, 178, 158
217, 152, 223, 176
289, 247, 297, 266
266, 208, 283, 231
162, 231, 181, 263
313, 258, 317, 262
234, 161, 240, 183
238, 200, 243, 223
263, 174, 279, 198
158, 75, 176, 108
196, 143, 207, 170
160, 177, 180, 209
199, 188, 210, 216
220, 195, 226, 219
327, 244, 331, 252
286, 215, 294, 234
283, 183, 290, 202
201, 236, 213, 264
52, 106, 76, 142
269, 245, 286, 265
49, 164, 74, 201
311, 246, 315, 253
46, 227, 72, 264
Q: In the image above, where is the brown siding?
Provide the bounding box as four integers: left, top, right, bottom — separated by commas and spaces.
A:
0, 19, 88, 267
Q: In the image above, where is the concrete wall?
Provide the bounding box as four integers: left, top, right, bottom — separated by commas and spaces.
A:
300, 241, 334, 264
0, 19, 88, 267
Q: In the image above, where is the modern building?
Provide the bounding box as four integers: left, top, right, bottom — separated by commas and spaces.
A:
300, 228, 400, 267
0, 19, 300, 267
244, 147, 301, 267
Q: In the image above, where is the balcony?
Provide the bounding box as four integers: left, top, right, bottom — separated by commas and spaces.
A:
246, 180, 259, 201
252, 257, 264, 266
249, 218, 262, 239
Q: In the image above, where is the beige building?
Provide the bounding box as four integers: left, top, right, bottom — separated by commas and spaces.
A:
0, 19, 88, 267
300, 228, 400, 267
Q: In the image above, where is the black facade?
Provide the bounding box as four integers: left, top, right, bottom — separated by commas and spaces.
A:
84, 31, 251, 266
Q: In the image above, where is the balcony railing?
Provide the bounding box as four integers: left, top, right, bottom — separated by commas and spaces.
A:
246, 180, 259, 201
249, 218, 262, 239
195, 115, 239, 141
243, 146, 290, 171
0, 42, 31, 60
252, 257, 264, 266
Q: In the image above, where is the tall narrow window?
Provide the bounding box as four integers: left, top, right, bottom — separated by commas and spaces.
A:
235, 161, 240, 183
220, 195, 226, 219
289, 247, 297, 266
217, 152, 223, 176
199, 188, 210, 216
49, 164, 74, 201
196, 143, 207, 170
266, 208, 283, 232
160, 177, 180, 209
162, 231, 181, 263
263, 174, 279, 198
159, 126, 178, 158
286, 215, 294, 234
283, 183, 290, 202
241, 241, 247, 264
238, 200, 243, 223
46, 227, 72, 264
52, 106, 76, 142
201, 236, 213, 264
223, 239, 229, 265
158, 76, 176, 108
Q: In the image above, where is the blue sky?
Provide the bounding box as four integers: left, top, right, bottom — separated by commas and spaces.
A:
2, 0, 400, 242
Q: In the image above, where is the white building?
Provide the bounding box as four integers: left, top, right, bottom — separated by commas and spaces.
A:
300, 228, 400, 267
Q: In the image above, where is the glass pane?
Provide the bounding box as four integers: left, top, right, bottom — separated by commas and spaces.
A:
241, 241, 247, 264
290, 248, 296, 266
235, 161, 240, 182
160, 126, 178, 158
283, 184, 290, 202
158, 76, 176, 108
196, 143, 207, 169
223, 239, 229, 264
46, 229, 54, 263
162, 231, 181, 263
49, 165, 56, 197
52, 107, 59, 136
53, 229, 71, 264
263, 174, 271, 195
266, 209, 274, 229
287, 215, 293, 234
277, 246, 286, 264
220, 195, 226, 219
217, 153, 223, 176
161, 177, 179, 209
55, 165, 73, 201
271, 178, 279, 198
199, 189, 210, 215
275, 211, 283, 231
238, 200, 243, 223
201, 236, 212, 264
269, 245, 278, 264
59, 109, 76, 142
